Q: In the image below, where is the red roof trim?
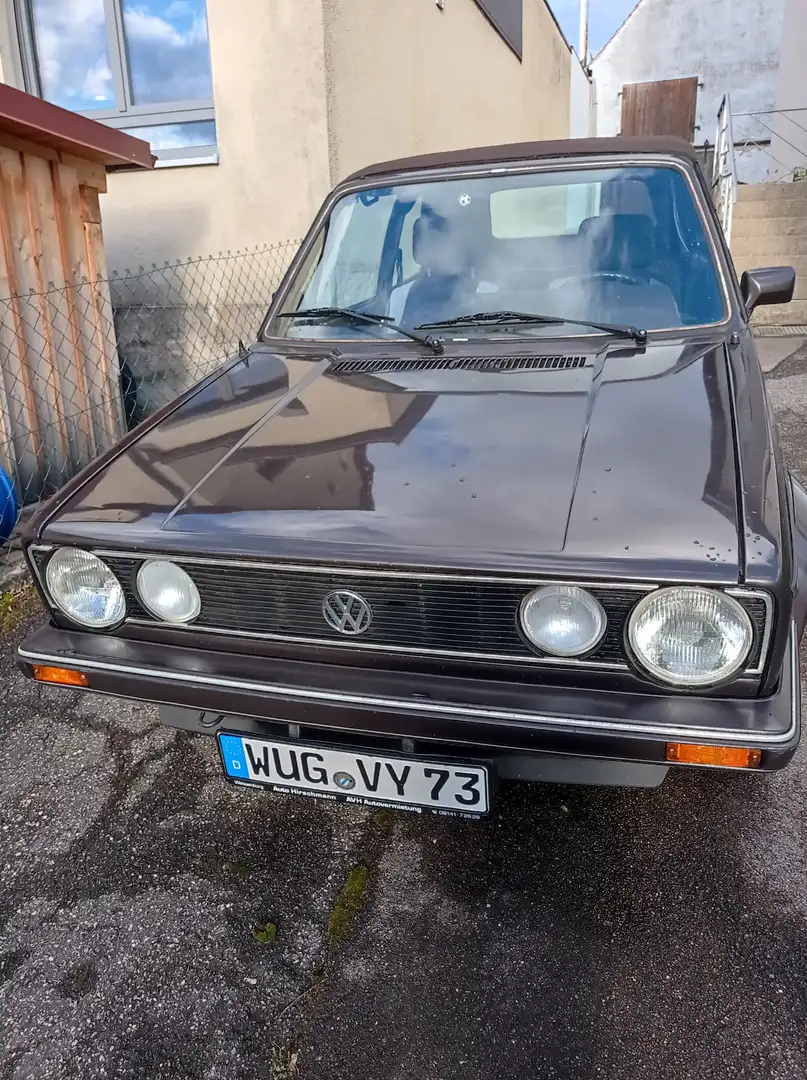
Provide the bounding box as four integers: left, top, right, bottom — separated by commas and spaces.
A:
0, 83, 153, 169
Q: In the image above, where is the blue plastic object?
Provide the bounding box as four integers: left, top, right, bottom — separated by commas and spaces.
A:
0, 466, 19, 546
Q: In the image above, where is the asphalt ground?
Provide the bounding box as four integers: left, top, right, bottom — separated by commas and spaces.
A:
2, 348, 807, 1080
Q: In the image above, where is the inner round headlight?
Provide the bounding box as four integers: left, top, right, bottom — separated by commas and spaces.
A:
628, 586, 753, 687
136, 560, 201, 624
520, 585, 607, 657
45, 548, 126, 629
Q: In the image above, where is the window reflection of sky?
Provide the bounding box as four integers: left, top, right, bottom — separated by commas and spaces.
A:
123, 0, 213, 105
30, 0, 212, 112
122, 120, 216, 150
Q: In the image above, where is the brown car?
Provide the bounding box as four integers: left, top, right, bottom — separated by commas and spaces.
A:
17, 136, 807, 819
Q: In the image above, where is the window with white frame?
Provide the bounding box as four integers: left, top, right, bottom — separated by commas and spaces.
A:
14, 0, 216, 164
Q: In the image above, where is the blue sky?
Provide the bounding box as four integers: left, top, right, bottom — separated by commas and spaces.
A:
547, 0, 639, 57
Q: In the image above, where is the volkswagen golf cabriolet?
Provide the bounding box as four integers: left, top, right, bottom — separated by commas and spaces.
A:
17, 136, 807, 818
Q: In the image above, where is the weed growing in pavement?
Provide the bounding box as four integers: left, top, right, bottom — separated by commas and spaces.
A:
252, 921, 279, 944
0, 582, 38, 635
270, 1047, 299, 1079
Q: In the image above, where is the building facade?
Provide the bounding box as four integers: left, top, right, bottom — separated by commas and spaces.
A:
590, 0, 788, 182
0, 0, 578, 270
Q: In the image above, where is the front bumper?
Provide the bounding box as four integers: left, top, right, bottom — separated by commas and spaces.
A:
17, 622, 801, 777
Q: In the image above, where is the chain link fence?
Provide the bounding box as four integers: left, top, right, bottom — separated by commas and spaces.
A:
0, 239, 299, 558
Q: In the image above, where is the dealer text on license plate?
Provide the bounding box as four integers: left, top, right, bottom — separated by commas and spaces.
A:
218, 734, 489, 817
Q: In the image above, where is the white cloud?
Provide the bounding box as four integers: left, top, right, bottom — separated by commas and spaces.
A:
32, 0, 112, 107
124, 5, 209, 48
29, 0, 212, 111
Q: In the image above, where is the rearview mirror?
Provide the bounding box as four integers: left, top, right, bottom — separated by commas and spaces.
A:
741, 266, 796, 313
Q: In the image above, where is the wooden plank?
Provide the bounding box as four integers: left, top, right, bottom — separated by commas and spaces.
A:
59, 153, 107, 194
80, 184, 126, 446
54, 165, 109, 453
0, 137, 109, 194
621, 77, 699, 140
0, 147, 46, 500
20, 151, 71, 489
50, 159, 96, 464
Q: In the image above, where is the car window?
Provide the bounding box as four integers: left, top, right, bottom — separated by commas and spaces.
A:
490, 184, 601, 238
271, 164, 728, 342
304, 193, 392, 309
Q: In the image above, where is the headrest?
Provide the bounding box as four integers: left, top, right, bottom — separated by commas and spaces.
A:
577, 217, 599, 237
412, 210, 450, 267
412, 208, 469, 275
587, 213, 655, 273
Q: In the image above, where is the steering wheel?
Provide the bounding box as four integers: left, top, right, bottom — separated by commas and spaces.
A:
568, 271, 648, 288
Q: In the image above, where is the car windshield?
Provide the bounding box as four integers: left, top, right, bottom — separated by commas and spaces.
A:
269, 164, 728, 343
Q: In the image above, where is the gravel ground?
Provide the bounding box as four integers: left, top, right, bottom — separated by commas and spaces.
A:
2, 348, 807, 1079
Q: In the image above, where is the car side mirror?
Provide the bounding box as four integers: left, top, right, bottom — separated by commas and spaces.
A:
741, 266, 796, 313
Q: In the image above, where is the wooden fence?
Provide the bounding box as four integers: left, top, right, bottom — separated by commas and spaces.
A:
0, 139, 126, 503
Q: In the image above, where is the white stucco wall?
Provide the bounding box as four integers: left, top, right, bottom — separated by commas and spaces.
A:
591, 0, 785, 179
770, 0, 807, 178
569, 50, 594, 138
322, 0, 572, 184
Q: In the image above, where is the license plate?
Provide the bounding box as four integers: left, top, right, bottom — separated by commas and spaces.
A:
217, 733, 490, 818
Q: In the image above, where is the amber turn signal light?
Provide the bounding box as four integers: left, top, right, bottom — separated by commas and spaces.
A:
666, 743, 761, 768
32, 665, 89, 687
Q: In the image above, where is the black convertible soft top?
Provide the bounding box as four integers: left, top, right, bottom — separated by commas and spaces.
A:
343, 136, 700, 184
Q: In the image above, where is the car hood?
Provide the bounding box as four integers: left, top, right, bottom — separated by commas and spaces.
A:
43, 339, 744, 581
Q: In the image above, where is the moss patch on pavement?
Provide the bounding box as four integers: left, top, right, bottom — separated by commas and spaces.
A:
327, 864, 369, 942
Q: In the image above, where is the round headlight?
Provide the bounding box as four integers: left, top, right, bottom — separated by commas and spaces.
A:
136, 560, 201, 624
628, 586, 753, 687
520, 585, 607, 657
45, 548, 126, 629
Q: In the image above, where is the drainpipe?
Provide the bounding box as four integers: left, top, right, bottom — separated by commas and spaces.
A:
579, 0, 589, 64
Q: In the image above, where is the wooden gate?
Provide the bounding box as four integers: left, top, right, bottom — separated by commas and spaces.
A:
620, 77, 699, 141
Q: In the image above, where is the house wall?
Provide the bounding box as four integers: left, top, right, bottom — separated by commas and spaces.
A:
569, 50, 594, 138
99, 0, 333, 272
770, 0, 807, 178
322, 0, 572, 184
591, 0, 785, 181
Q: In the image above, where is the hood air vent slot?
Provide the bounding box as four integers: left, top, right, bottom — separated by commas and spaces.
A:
329, 355, 589, 375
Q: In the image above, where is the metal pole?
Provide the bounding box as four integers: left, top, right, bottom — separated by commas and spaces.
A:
579, 0, 589, 63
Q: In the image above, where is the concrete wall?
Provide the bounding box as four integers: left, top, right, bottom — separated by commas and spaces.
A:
591, 0, 785, 181
322, 0, 572, 183
102, 0, 332, 272
770, 0, 807, 179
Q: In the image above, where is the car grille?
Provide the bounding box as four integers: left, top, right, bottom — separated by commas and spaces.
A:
35, 551, 770, 673
329, 355, 590, 375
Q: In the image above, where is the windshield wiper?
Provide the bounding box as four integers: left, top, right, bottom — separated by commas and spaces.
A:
417, 310, 648, 344
278, 307, 444, 354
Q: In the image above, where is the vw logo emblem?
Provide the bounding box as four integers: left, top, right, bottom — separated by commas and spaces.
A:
333, 771, 356, 790
322, 590, 373, 635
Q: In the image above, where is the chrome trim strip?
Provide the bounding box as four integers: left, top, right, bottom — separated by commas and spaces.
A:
123, 618, 630, 669
726, 587, 774, 675
17, 632, 798, 745
84, 549, 660, 588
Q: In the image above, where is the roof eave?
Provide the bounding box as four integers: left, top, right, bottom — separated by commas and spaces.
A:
0, 83, 153, 170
